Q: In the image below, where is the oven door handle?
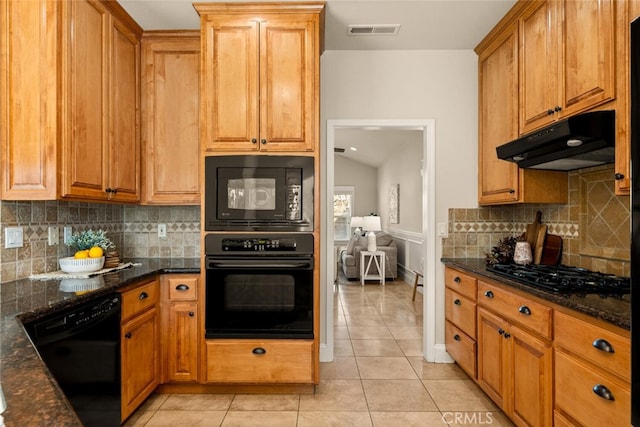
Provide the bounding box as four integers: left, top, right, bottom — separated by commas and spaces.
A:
208, 259, 313, 270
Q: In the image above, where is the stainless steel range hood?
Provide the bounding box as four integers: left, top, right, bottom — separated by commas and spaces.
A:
496, 110, 615, 171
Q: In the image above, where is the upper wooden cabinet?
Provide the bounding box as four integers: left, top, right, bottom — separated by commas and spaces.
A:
519, 0, 615, 134
60, 0, 141, 202
141, 32, 200, 205
195, 2, 325, 153
0, 0, 141, 202
477, 19, 567, 205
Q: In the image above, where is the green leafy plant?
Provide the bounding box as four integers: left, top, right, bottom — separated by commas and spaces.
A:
66, 229, 115, 251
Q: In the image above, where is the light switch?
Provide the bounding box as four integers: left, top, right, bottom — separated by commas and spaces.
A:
4, 227, 23, 249
437, 222, 448, 238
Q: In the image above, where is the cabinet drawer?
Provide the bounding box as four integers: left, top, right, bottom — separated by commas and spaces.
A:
121, 278, 160, 321
445, 321, 476, 379
206, 340, 314, 383
166, 275, 198, 301
554, 311, 629, 381
477, 281, 552, 339
445, 267, 477, 301
445, 288, 476, 339
555, 350, 630, 427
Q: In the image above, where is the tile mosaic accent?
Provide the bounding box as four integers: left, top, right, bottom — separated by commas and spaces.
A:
0, 201, 200, 283
443, 165, 630, 276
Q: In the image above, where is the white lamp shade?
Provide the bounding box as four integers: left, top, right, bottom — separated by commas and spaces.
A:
350, 216, 363, 228
362, 216, 381, 232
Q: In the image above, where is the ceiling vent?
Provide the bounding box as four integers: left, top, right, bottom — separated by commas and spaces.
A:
348, 24, 401, 36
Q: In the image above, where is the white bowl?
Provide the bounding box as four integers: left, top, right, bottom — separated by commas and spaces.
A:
59, 256, 105, 273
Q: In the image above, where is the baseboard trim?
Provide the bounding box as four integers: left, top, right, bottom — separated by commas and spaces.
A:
319, 343, 333, 362
434, 344, 454, 363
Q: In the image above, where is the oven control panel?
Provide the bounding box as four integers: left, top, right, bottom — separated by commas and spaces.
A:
222, 238, 297, 252
206, 233, 314, 255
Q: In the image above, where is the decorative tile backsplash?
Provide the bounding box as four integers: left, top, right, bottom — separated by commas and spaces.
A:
0, 201, 200, 283
442, 165, 630, 277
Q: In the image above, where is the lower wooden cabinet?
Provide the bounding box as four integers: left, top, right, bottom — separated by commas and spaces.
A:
161, 274, 199, 382
120, 278, 160, 422
206, 340, 314, 383
444, 321, 476, 378
477, 307, 553, 427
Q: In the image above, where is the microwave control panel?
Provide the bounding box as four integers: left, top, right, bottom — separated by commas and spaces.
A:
286, 184, 301, 220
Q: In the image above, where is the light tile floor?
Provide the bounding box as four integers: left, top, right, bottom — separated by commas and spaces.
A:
125, 277, 514, 426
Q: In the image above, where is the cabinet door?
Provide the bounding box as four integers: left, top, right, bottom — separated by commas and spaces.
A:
478, 23, 520, 204
0, 0, 58, 200
164, 301, 199, 382
510, 324, 553, 427
519, 0, 558, 134
259, 15, 317, 152
141, 34, 200, 204
477, 308, 510, 408
108, 18, 140, 202
559, 0, 615, 117
202, 16, 259, 151
121, 307, 159, 421
61, 0, 109, 200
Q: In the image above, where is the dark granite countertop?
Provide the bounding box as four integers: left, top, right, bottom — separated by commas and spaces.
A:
442, 258, 630, 331
0, 258, 200, 427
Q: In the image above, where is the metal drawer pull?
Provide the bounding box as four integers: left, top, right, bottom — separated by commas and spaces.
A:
453, 334, 461, 341
503, 332, 511, 339
518, 305, 531, 315
189, 312, 195, 317
176, 284, 190, 291
125, 332, 132, 339
498, 328, 505, 335
454, 299, 462, 306
592, 338, 615, 353
252, 347, 266, 355
138, 292, 149, 300
454, 277, 461, 283
592, 384, 615, 401
484, 290, 494, 298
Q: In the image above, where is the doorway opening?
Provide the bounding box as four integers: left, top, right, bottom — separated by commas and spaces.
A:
322, 119, 437, 363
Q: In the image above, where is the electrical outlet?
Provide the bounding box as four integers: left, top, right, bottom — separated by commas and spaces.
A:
4, 227, 23, 249
63, 226, 73, 244
158, 223, 167, 238
48, 226, 59, 246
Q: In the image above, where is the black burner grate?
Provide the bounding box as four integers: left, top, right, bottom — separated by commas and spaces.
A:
486, 264, 630, 296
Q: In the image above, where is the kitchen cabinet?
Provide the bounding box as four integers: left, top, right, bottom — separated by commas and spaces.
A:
476, 18, 567, 205
0, 0, 59, 199
196, 3, 324, 153
0, 0, 141, 202
120, 278, 160, 422
60, 0, 141, 202
553, 310, 631, 426
444, 267, 477, 378
519, 0, 615, 134
141, 32, 200, 204
161, 274, 199, 383
476, 282, 553, 427
206, 340, 314, 383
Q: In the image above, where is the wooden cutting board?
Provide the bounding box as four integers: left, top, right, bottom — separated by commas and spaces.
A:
540, 234, 563, 265
525, 211, 543, 252
533, 224, 547, 264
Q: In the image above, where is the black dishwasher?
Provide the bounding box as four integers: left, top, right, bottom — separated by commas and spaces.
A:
24, 293, 122, 427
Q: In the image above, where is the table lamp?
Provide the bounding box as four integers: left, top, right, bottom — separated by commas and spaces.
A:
350, 216, 364, 235
362, 215, 381, 251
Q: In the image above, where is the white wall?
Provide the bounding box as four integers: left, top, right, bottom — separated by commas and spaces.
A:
321, 50, 479, 352
377, 134, 423, 234
334, 155, 378, 216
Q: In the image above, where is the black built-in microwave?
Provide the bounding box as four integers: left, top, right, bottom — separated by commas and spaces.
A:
204, 155, 314, 231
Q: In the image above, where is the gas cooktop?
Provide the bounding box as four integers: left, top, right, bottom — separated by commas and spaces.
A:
486, 263, 630, 296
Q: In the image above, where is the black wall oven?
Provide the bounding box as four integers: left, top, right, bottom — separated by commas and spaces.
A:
205, 233, 314, 339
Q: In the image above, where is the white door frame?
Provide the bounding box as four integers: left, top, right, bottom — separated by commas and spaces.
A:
321, 119, 437, 362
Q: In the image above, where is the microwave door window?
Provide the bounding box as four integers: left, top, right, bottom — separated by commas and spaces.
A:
227, 178, 276, 211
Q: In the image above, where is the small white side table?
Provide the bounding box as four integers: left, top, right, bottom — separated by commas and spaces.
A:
360, 250, 385, 286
